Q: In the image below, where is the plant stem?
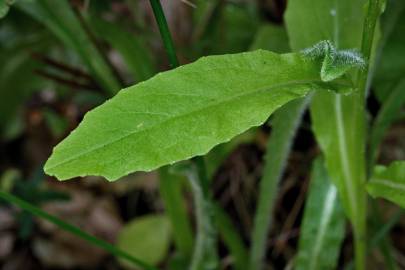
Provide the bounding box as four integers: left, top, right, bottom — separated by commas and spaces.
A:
148, 0, 195, 258
149, 0, 179, 68
358, 0, 382, 101
354, 1, 382, 269
148, 2, 219, 267
182, 162, 218, 270
0, 191, 158, 270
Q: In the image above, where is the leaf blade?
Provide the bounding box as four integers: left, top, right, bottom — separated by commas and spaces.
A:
45, 50, 325, 181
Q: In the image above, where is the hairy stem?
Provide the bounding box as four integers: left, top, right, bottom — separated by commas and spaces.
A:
0, 191, 158, 270
182, 162, 218, 270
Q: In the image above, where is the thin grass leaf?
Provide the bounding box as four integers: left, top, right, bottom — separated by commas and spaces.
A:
17, 0, 121, 94
367, 161, 405, 208
296, 158, 345, 270
0, 191, 158, 270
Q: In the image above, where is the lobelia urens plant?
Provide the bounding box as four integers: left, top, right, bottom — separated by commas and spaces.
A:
2, 0, 404, 269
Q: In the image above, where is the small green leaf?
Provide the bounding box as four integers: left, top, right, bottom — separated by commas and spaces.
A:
301, 40, 365, 82
117, 215, 171, 268
296, 158, 345, 270
45, 50, 340, 181
367, 161, 405, 208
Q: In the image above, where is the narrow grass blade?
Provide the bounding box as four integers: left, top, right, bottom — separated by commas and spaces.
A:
0, 191, 158, 270
17, 0, 121, 94
295, 157, 345, 270
214, 203, 248, 270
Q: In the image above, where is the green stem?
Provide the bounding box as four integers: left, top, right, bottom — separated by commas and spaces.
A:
183, 163, 218, 270
148, 0, 195, 258
358, 0, 382, 100
0, 191, 158, 270
149, 0, 179, 68
353, 1, 382, 269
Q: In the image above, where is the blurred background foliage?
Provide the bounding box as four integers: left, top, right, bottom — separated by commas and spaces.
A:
0, 0, 404, 269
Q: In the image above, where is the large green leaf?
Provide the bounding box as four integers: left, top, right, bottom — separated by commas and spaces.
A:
17, 0, 120, 94
367, 161, 405, 208
117, 214, 171, 268
296, 158, 345, 270
44, 50, 338, 181
285, 0, 367, 227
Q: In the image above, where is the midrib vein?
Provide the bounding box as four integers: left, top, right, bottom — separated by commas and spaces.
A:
47, 79, 320, 170
335, 95, 357, 220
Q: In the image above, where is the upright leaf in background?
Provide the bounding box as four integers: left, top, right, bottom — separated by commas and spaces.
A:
249, 24, 289, 53
369, 2, 405, 167
296, 158, 345, 270
285, 0, 369, 268
17, 0, 121, 94
89, 16, 156, 82
44, 50, 335, 181
367, 161, 405, 208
